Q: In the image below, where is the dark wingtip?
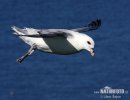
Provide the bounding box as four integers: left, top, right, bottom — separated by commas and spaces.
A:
87, 19, 101, 29
96, 19, 101, 27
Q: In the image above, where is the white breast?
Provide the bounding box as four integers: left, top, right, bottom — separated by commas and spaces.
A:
19, 31, 84, 55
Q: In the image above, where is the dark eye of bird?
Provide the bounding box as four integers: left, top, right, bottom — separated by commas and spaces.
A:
87, 41, 91, 45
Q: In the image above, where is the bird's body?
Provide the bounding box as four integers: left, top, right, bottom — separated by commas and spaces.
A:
12, 19, 101, 63
13, 28, 90, 54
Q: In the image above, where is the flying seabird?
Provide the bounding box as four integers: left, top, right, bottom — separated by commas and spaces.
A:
12, 19, 101, 63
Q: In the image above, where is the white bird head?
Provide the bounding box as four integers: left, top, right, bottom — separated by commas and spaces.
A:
82, 34, 95, 56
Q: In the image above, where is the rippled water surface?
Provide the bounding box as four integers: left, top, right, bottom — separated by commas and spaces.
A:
0, 0, 130, 100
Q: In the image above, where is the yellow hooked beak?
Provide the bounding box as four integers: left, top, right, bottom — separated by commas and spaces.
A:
90, 48, 95, 56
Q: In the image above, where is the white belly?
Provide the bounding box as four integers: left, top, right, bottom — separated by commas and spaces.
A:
21, 36, 82, 55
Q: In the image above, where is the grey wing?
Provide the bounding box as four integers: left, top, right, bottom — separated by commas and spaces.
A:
72, 19, 101, 32
12, 26, 72, 38
36, 29, 72, 38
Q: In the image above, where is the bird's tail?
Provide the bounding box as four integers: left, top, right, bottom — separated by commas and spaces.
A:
12, 26, 31, 45
12, 26, 26, 35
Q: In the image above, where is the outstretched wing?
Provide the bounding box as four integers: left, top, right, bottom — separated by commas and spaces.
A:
18, 31, 70, 38
72, 19, 101, 32
12, 26, 72, 38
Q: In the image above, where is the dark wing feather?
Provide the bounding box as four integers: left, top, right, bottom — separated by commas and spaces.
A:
16, 30, 71, 38
72, 19, 101, 32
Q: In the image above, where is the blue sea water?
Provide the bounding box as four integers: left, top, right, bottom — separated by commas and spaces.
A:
0, 0, 130, 100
